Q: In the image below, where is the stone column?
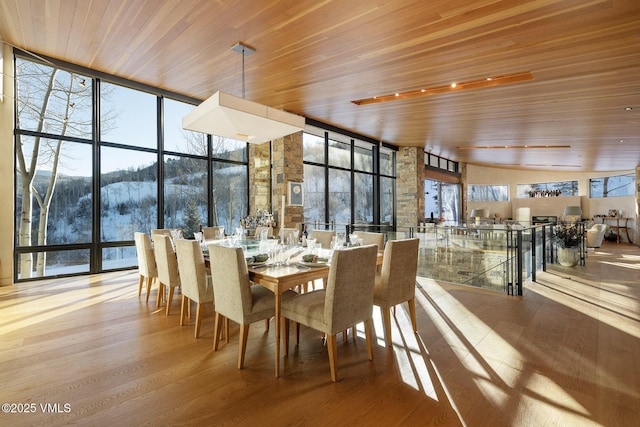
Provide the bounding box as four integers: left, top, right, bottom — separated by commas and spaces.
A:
248, 141, 271, 215
271, 131, 304, 234
396, 147, 424, 228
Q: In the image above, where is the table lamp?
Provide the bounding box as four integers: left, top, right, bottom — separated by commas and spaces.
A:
563, 206, 582, 222
470, 209, 484, 225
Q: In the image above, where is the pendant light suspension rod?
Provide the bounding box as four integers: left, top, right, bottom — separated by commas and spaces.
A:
231, 42, 254, 99
242, 46, 245, 99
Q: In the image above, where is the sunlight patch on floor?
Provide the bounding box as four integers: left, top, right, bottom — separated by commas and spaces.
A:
529, 276, 640, 337
414, 280, 527, 411
370, 305, 437, 398
516, 371, 593, 424
0, 276, 135, 334
599, 260, 640, 270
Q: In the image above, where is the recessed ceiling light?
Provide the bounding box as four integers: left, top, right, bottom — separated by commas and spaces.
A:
624, 106, 633, 110
619, 139, 625, 143
450, 83, 457, 88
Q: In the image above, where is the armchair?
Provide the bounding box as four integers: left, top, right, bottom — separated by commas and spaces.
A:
587, 224, 608, 248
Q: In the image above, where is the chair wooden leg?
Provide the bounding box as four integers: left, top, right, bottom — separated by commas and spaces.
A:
238, 323, 250, 369
225, 317, 230, 343
138, 274, 144, 297
180, 295, 187, 326
165, 287, 175, 316
283, 318, 289, 355
407, 297, 417, 333
351, 326, 356, 341
213, 312, 223, 351
265, 318, 270, 331
327, 334, 338, 382
382, 307, 393, 348
145, 277, 153, 303
194, 303, 203, 338
295, 321, 300, 345
156, 283, 164, 308
364, 318, 374, 360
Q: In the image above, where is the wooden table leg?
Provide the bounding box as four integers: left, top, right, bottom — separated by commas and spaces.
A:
274, 291, 281, 378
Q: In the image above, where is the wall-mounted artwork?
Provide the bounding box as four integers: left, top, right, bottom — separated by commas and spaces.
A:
288, 182, 304, 206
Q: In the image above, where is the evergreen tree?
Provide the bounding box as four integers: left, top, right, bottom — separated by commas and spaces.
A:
182, 197, 201, 239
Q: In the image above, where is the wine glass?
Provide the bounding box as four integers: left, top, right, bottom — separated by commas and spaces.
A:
235, 227, 244, 240
306, 238, 316, 254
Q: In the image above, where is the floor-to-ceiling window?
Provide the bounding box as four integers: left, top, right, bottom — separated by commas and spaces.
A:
14, 56, 95, 279
302, 123, 396, 231
13, 51, 248, 281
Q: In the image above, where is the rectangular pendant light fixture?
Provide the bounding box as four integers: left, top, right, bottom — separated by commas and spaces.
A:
182, 91, 305, 143
183, 41, 305, 143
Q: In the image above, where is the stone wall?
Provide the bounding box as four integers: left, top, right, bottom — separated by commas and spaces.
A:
271, 131, 304, 233
418, 246, 508, 291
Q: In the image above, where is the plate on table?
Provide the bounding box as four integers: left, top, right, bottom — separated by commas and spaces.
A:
296, 260, 329, 268
247, 261, 268, 268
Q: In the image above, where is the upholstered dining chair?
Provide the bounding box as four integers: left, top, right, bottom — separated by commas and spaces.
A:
281, 244, 378, 382
373, 238, 420, 348
134, 232, 158, 303
152, 228, 184, 241
309, 229, 336, 249
208, 244, 296, 369
351, 231, 385, 252
254, 226, 274, 239
202, 226, 225, 240
175, 239, 214, 338
152, 234, 181, 315
151, 228, 171, 236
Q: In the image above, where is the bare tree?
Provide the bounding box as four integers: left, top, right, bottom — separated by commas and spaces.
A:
15, 59, 95, 277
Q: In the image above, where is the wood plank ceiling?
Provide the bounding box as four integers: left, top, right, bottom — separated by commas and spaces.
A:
1, 0, 639, 172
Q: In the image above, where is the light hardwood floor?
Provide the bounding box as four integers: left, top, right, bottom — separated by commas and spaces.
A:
1, 242, 639, 426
